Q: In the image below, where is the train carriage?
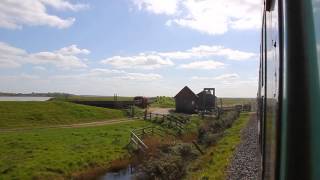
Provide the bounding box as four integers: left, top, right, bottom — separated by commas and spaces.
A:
258, 0, 320, 179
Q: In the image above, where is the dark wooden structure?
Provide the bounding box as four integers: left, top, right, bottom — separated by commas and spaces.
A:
197, 88, 216, 111
174, 86, 198, 113
71, 100, 133, 109
174, 86, 217, 113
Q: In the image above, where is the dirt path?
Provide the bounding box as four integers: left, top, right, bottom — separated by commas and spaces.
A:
0, 118, 139, 132
148, 107, 173, 115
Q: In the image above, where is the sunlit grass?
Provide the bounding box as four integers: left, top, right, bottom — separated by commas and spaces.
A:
0, 120, 150, 179
186, 113, 250, 180
0, 101, 126, 129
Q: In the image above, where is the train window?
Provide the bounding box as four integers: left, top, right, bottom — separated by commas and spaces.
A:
266, 0, 275, 11
311, 0, 320, 78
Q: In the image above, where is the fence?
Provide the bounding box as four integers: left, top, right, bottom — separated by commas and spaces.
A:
129, 126, 170, 151
144, 113, 190, 131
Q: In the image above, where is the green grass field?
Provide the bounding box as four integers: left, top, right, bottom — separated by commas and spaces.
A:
217, 98, 255, 106
186, 113, 251, 179
0, 120, 150, 180
0, 101, 126, 129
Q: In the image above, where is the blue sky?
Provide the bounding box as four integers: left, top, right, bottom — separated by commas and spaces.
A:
0, 0, 261, 97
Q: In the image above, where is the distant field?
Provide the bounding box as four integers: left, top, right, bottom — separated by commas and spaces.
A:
150, 96, 175, 108
217, 98, 256, 106
0, 120, 150, 179
52, 95, 133, 102
0, 101, 126, 129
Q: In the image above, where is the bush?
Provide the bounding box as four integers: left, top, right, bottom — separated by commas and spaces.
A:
197, 111, 240, 146
135, 143, 199, 180
136, 155, 186, 180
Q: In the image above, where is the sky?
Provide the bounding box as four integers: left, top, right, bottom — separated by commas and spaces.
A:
0, 0, 262, 97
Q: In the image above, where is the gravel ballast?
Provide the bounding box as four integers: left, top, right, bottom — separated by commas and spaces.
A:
226, 114, 261, 180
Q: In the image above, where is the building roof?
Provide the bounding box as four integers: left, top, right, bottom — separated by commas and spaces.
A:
197, 90, 212, 96
174, 86, 198, 99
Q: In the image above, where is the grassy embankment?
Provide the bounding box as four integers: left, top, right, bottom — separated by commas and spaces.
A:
0, 120, 151, 179
150, 96, 175, 108
186, 113, 251, 179
52, 95, 133, 102
0, 101, 126, 129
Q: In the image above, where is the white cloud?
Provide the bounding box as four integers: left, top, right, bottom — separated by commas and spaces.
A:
191, 73, 239, 81
101, 54, 174, 69
179, 60, 224, 70
56, 44, 90, 55
131, 0, 261, 35
132, 0, 180, 15
160, 45, 257, 60
101, 45, 256, 69
117, 73, 162, 81
53, 68, 162, 81
214, 73, 240, 80
0, 42, 88, 69
0, 0, 88, 29
0, 42, 27, 68
29, 52, 87, 69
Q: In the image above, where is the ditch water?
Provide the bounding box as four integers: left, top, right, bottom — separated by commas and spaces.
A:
98, 165, 135, 180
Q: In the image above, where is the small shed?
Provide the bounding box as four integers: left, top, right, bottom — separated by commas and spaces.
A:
197, 88, 216, 111
174, 86, 198, 113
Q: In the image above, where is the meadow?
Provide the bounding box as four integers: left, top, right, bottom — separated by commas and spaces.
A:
0, 120, 150, 179
218, 98, 256, 106
0, 101, 126, 129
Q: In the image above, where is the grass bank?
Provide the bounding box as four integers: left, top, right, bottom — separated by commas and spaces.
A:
186, 113, 251, 179
0, 120, 150, 179
150, 96, 175, 108
0, 101, 126, 129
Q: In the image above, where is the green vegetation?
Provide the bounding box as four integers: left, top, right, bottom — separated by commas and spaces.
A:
150, 96, 175, 108
217, 98, 255, 106
0, 101, 126, 129
186, 113, 250, 179
51, 95, 133, 102
0, 120, 150, 179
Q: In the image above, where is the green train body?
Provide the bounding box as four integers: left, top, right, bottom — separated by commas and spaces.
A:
258, 0, 320, 179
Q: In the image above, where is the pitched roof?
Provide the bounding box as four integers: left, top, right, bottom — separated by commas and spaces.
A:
174, 86, 198, 99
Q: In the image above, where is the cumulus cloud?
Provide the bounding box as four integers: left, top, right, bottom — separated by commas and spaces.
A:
132, 0, 180, 15
0, 42, 88, 69
53, 68, 162, 81
179, 60, 224, 70
131, 0, 261, 35
101, 54, 174, 69
0, 0, 88, 29
100, 45, 256, 69
56, 45, 90, 55
0, 42, 27, 68
160, 45, 257, 60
